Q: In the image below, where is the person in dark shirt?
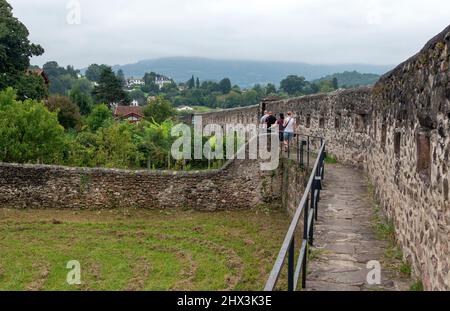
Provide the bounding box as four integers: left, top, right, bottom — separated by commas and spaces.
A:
266, 111, 277, 133
277, 113, 285, 142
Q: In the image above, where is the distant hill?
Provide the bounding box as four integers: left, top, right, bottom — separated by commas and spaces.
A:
314, 71, 380, 88
105, 57, 392, 88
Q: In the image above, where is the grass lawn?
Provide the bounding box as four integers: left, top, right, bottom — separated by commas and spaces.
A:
0, 208, 290, 291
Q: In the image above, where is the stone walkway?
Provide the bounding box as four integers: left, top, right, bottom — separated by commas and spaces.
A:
306, 164, 410, 291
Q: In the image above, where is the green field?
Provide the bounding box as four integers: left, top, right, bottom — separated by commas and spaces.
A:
0, 208, 289, 291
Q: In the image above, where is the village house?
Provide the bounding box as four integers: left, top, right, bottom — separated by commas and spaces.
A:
27, 68, 50, 88
126, 77, 145, 88
113, 105, 144, 123
176, 105, 194, 112
155, 76, 172, 89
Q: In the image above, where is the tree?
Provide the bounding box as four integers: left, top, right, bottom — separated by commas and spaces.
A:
70, 78, 93, 115
332, 77, 339, 90
45, 95, 81, 131
143, 96, 174, 123
0, 0, 46, 99
129, 89, 147, 105
92, 67, 128, 106
265, 83, 277, 95
86, 104, 113, 132
13, 73, 48, 100
94, 122, 141, 169
43, 61, 77, 95
196, 77, 200, 89
85, 64, 109, 82
0, 88, 65, 164
187, 76, 195, 89
280, 75, 308, 95
219, 78, 232, 94
315, 79, 336, 93
116, 69, 126, 87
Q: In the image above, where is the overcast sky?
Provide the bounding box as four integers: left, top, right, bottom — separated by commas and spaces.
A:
8, 0, 450, 68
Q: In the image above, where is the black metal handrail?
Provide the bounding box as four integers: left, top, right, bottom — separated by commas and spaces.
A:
264, 139, 326, 291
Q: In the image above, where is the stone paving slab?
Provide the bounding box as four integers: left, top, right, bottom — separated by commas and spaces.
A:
306, 164, 410, 291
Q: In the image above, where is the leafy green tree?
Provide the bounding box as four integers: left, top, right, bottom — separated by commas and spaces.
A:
316, 79, 336, 93
116, 69, 126, 87
219, 78, 232, 94
86, 104, 113, 131
196, 77, 200, 89
13, 73, 48, 100
85, 64, 109, 82
69, 78, 94, 115
143, 96, 174, 123
0, 0, 46, 99
45, 95, 81, 131
92, 67, 129, 106
43, 61, 79, 95
187, 75, 195, 89
265, 83, 277, 95
94, 122, 142, 169
0, 88, 65, 164
134, 120, 174, 169
332, 77, 339, 90
129, 89, 147, 105
280, 75, 308, 95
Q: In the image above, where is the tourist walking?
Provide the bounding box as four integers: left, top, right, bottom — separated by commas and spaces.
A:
260, 111, 269, 129
266, 112, 277, 133
277, 113, 285, 142
283, 111, 296, 152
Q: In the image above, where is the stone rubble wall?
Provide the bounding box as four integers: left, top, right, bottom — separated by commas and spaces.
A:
0, 157, 281, 211
366, 26, 450, 291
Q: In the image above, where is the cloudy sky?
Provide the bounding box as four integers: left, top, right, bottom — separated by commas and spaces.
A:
8, 0, 450, 68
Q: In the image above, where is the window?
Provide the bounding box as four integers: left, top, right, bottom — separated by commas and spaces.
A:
381, 122, 387, 151
394, 132, 401, 159
306, 115, 311, 128
319, 117, 325, 128
335, 115, 341, 129
416, 130, 431, 180
355, 114, 367, 132
373, 120, 377, 139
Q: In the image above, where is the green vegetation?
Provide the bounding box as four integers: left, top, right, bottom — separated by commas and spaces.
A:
409, 280, 424, 292
0, 208, 290, 291
0, 0, 46, 100
92, 67, 129, 105
368, 181, 419, 288
0, 88, 66, 164
324, 155, 338, 164
279, 75, 338, 96
313, 71, 380, 88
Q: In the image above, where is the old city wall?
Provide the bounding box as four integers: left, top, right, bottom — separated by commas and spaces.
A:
366, 26, 450, 290
193, 25, 450, 290
0, 157, 282, 212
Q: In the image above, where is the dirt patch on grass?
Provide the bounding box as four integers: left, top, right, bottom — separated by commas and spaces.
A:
125, 256, 151, 291
26, 262, 50, 291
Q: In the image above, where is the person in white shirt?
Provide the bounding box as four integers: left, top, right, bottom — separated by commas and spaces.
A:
283, 111, 297, 152
260, 111, 269, 128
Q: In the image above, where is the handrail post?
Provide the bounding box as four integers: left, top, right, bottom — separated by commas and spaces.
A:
300, 140, 304, 167
288, 238, 295, 291
302, 191, 310, 289
288, 138, 291, 159
307, 136, 310, 168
